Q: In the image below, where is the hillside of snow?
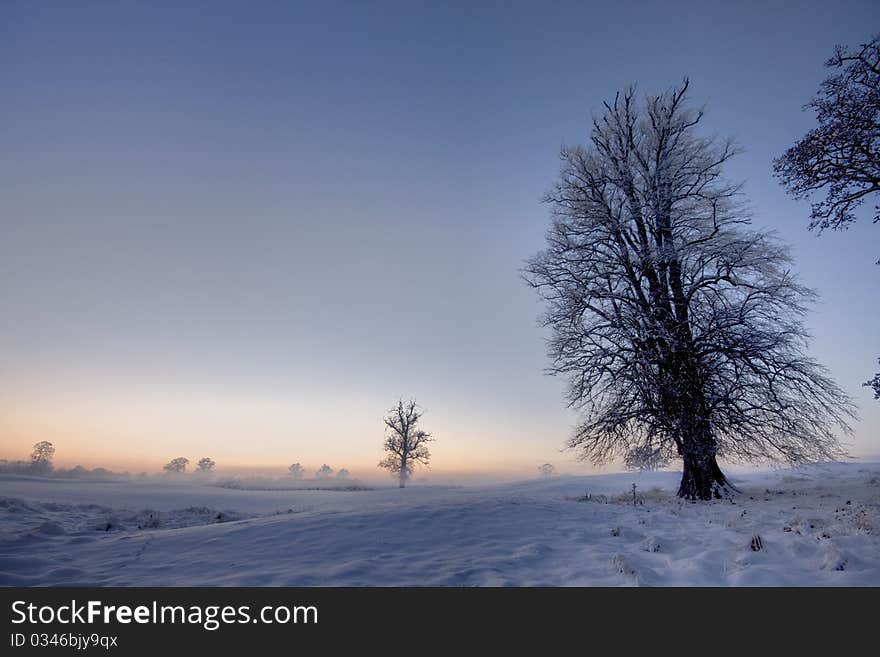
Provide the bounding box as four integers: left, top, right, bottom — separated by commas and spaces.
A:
1, 463, 878, 586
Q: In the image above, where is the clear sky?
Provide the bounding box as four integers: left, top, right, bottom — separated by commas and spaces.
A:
1, 1, 878, 479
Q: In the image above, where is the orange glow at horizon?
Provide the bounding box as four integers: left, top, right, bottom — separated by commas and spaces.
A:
0, 382, 584, 478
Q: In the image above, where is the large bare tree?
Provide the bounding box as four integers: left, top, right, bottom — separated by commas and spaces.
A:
773, 33, 879, 233
379, 399, 433, 488
525, 81, 855, 499
773, 33, 880, 397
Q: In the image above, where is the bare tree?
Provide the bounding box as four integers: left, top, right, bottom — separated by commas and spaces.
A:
774, 33, 880, 233
336, 468, 350, 480
774, 33, 880, 395
378, 399, 433, 488
315, 464, 333, 480
196, 457, 215, 473
30, 441, 55, 475
524, 81, 855, 499
866, 359, 880, 399
538, 463, 556, 477
163, 457, 189, 473
288, 463, 304, 479
624, 446, 670, 472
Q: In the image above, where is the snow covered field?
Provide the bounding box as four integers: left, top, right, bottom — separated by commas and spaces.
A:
1, 463, 878, 586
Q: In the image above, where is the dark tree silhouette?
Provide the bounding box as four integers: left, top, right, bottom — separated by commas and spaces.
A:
196, 457, 215, 472
288, 463, 304, 479
624, 446, 670, 472
379, 399, 433, 488
774, 33, 880, 233
866, 359, 880, 399
315, 464, 333, 479
774, 33, 880, 396
30, 441, 55, 475
163, 457, 189, 473
525, 81, 855, 499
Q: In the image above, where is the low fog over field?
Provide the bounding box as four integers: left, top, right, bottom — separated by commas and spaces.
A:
2, 462, 878, 586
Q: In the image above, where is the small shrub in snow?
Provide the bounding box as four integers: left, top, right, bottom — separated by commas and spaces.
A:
566, 492, 608, 503
97, 516, 124, 532
138, 511, 161, 529
612, 487, 645, 505
820, 546, 848, 571
641, 536, 661, 553
611, 553, 638, 578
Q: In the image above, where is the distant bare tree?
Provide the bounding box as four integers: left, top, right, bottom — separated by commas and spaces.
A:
624, 446, 670, 472
538, 463, 556, 477
288, 463, 304, 479
315, 464, 333, 480
525, 81, 855, 499
163, 457, 189, 474
30, 441, 55, 475
378, 399, 433, 488
774, 33, 880, 233
336, 468, 350, 480
196, 457, 215, 473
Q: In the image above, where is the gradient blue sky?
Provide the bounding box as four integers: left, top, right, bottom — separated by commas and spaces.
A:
1, 1, 877, 478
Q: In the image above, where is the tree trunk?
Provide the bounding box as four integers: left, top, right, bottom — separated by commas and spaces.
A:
663, 348, 734, 501
677, 446, 733, 500
399, 456, 407, 488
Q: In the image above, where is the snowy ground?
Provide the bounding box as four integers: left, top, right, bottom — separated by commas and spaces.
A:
1, 463, 878, 586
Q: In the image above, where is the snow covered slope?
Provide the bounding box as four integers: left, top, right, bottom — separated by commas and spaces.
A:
1, 463, 878, 586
